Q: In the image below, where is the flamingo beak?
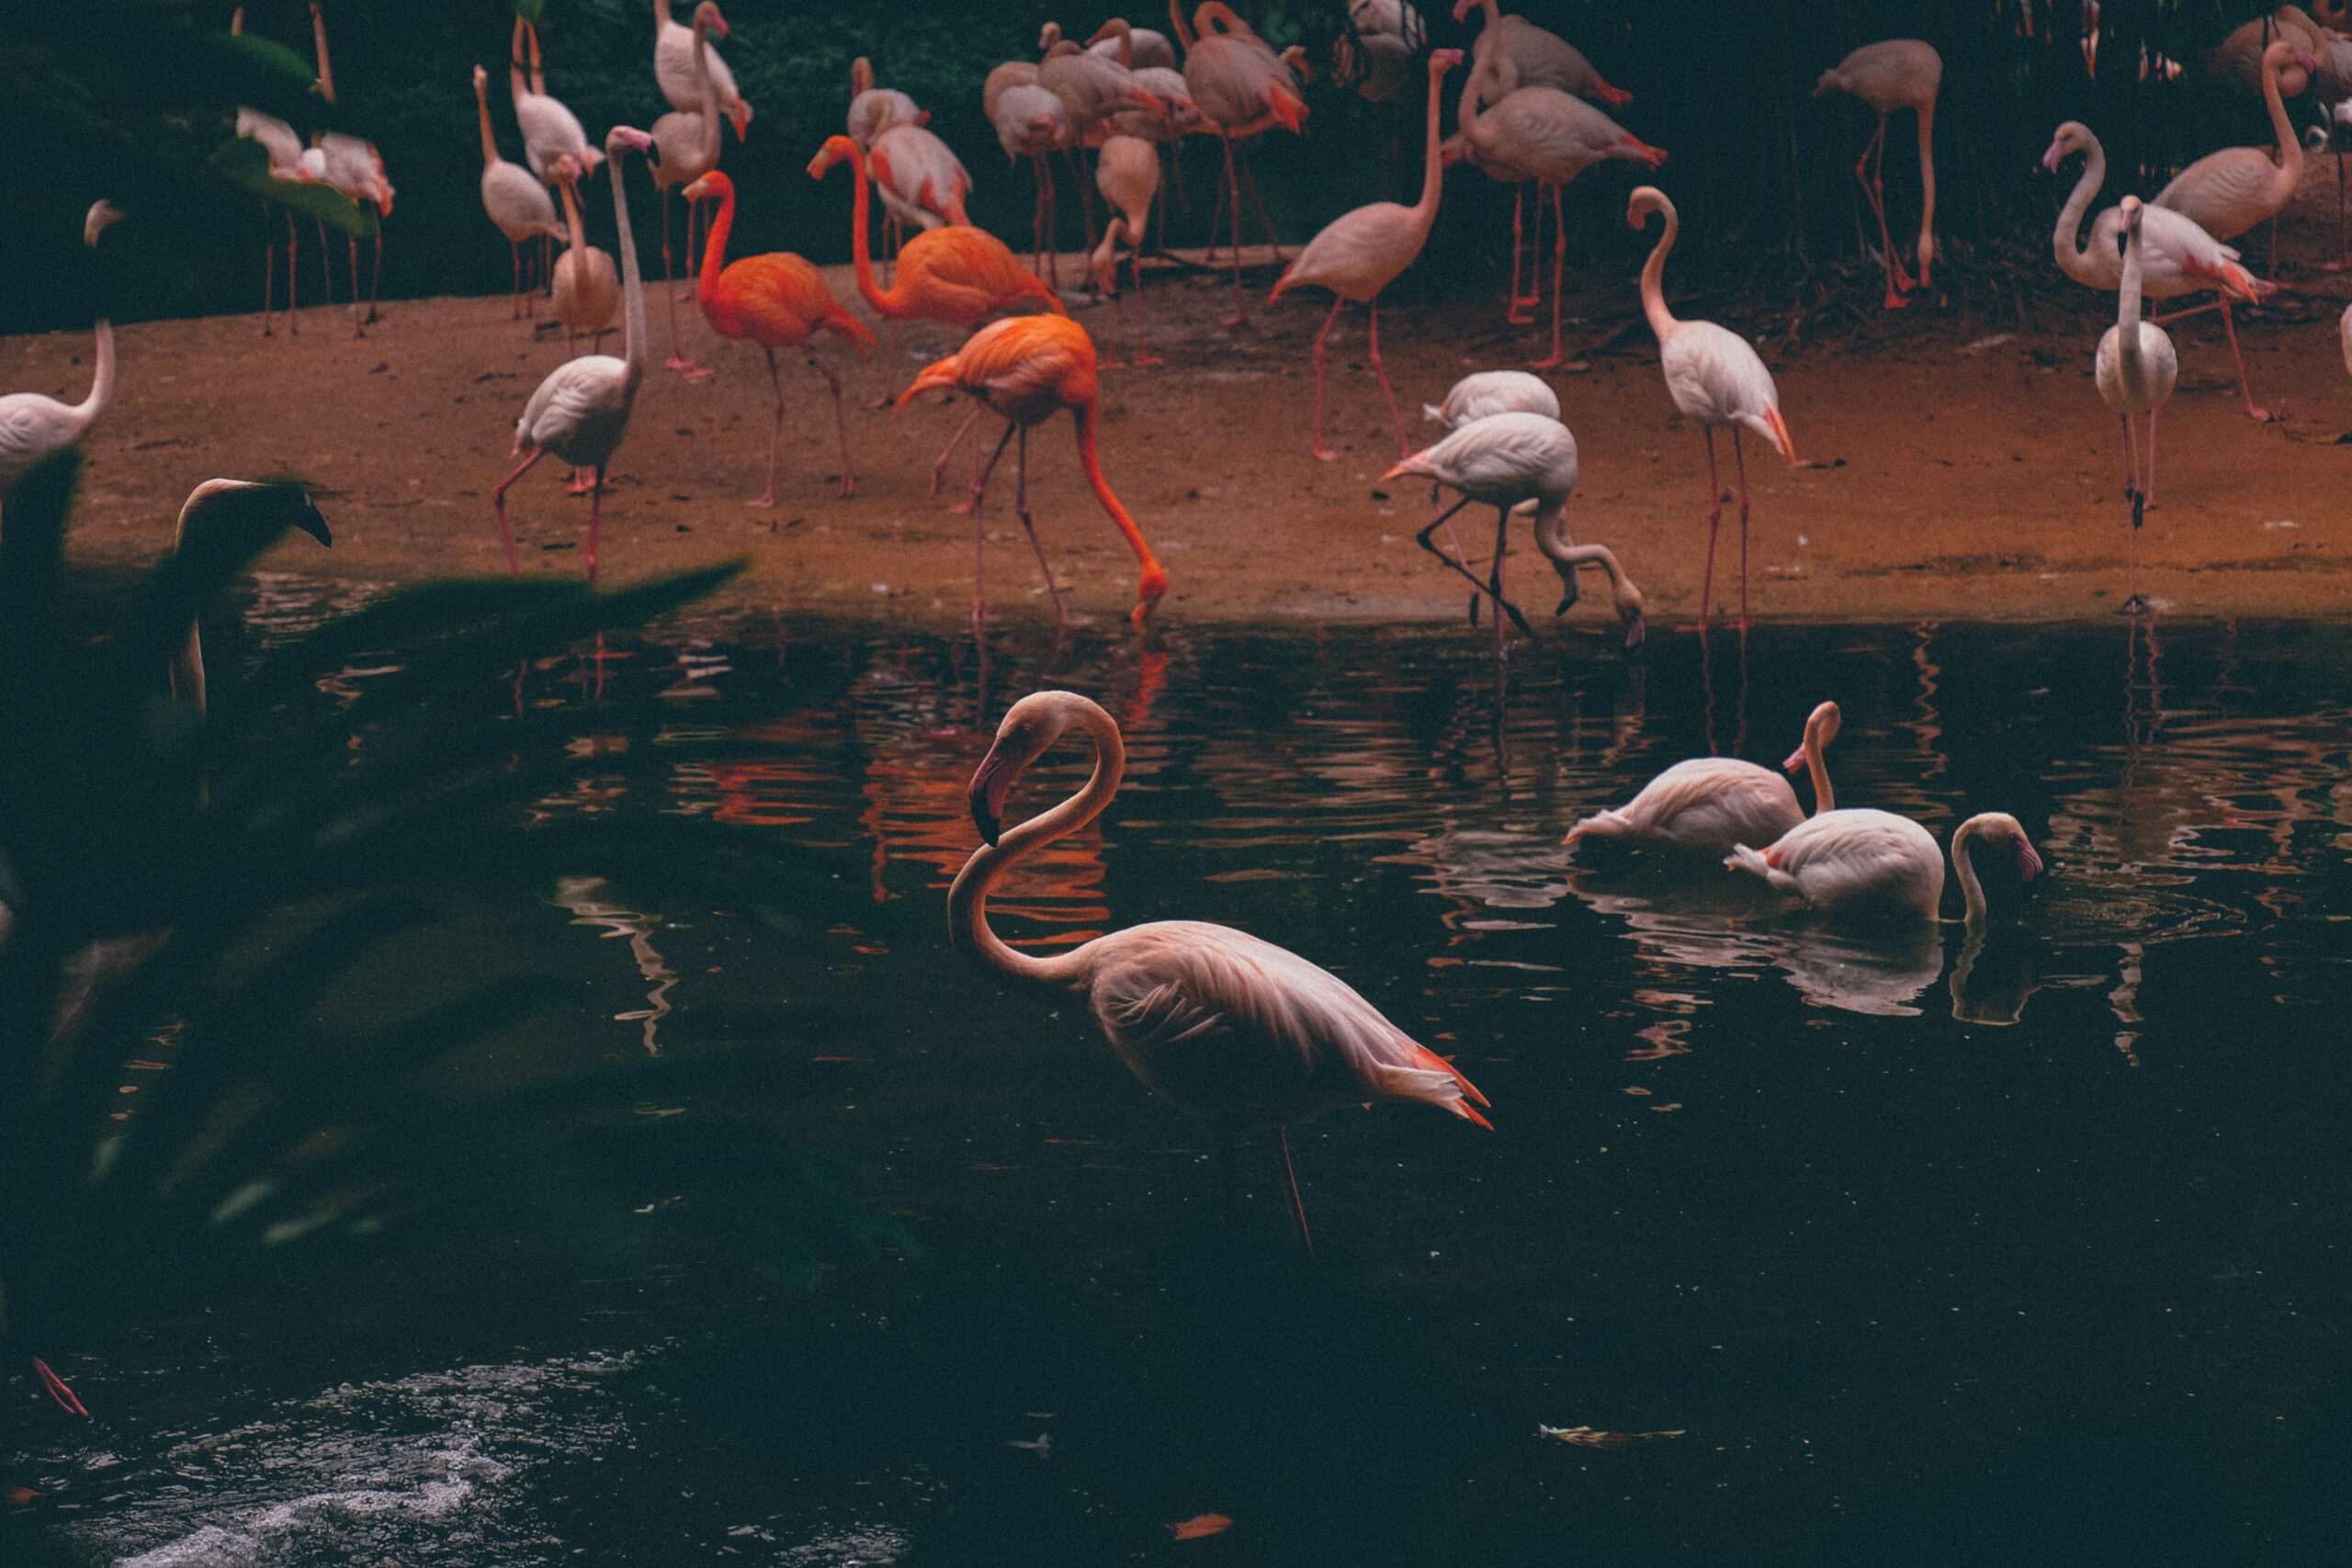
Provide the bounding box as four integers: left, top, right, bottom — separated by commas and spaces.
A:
1781, 747, 1807, 773
729, 104, 752, 141
2014, 837, 2044, 882
2041, 142, 2064, 174
295, 501, 333, 547
969, 749, 1017, 846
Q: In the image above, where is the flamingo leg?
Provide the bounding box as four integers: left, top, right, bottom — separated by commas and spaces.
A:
812, 354, 855, 499
1011, 423, 1069, 626
1239, 150, 1282, 262
31, 1357, 89, 1419
935, 403, 985, 500
510, 241, 525, 320
1205, 141, 1229, 263
1531, 184, 1569, 369
1696, 426, 1723, 635
492, 445, 550, 577
1856, 113, 1914, 308
1273, 1127, 1313, 1256
967, 420, 1018, 624
1506, 186, 1535, 321
750, 344, 786, 508
1220, 135, 1247, 326
1364, 299, 1408, 457
2215, 300, 2269, 421
2144, 409, 2160, 512
1417, 498, 1532, 636
286, 211, 300, 333
365, 220, 383, 325
1067, 146, 1099, 261
1732, 426, 1752, 633
261, 228, 277, 335
347, 233, 367, 336
2328, 149, 2350, 274
585, 463, 606, 583
1489, 505, 1510, 661
1309, 295, 1342, 461
2119, 412, 2139, 502
316, 218, 334, 306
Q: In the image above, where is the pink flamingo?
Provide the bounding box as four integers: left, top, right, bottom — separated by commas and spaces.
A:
953, 690, 1491, 1251
650, 2, 728, 377
654, 0, 750, 138
2096, 197, 2177, 613
847, 56, 924, 149
1269, 49, 1463, 459
1627, 186, 1796, 632
1814, 39, 1940, 310
1424, 368, 1557, 430
1175, 0, 1308, 324
1728, 812, 2041, 927
1566, 701, 1839, 857
2044, 122, 2267, 419
1452, 85, 1666, 368
0, 202, 121, 491
492, 128, 657, 582
993, 78, 1074, 285
1091, 134, 1164, 367
473, 65, 561, 321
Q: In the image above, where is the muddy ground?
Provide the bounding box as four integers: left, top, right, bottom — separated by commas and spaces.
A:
8, 165, 2352, 632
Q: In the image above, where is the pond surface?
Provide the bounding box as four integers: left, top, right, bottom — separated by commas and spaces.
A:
10, 610, 2349, 1565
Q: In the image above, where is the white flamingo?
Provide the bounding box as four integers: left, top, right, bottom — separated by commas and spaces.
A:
0, 202, 123, 493
492, 127, 656, 583
2095, 196, 2177, 615
655, 0, 750, 138
1728, 810, 2041, 926
847, 56, 923, 149
473, 64, 562, 320
1628, 185, 1797, 633
953, 690, 1491, 1251
650, 2, 726, 377
1566, 701, 1840, 857
232, 6, 313, 335
1814, 39, 1940, 310
1423, 368, 1557, 428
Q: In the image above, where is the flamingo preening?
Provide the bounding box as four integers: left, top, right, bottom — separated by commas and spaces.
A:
952, 690, 1490, 1251
991, 78, 1074, 286
1627, 186, 1797, 634
1566, 701, 1840, 857
1727, 811, 2041, 927
2044, 122, 2267, 421
1814, 39, 1940, 310
0, 202, 122, 494
473, 64, 562, 321
847, 56, 924, 150
892, 316, 1169, 627
1088, 16, 1178, 71
492, 127, 658, 581
650, 2, 729, 377
1269, 49, 1463, 460
2096, 197, 2177, 615
684, 171, 876, 506
1091, 135, 1164, 367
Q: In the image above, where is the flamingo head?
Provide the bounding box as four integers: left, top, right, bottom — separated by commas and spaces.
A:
605, 125, 655, 170
1782, 700, 1842, 773
1963, 812, 2044, 885
1430, 48, 1464, 78
693, 1, 730, 39
808, 133, 861, 180
2118, 193, 2145, 238
1625, 185, 1671, 231
176, 479, 334, 560
1451, 0, 1477, 23
2041, 121, 2089, 173
1812, 67, 1844, 99
472, 62, 489, 92
728, 99, 753, 141
84, 199, 124, 248
1037, 19, 1061, 53
681, 169, 728, 204
968, 692, 1080, 845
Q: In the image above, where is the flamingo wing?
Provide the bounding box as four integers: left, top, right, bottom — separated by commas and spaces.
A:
1660, 321, 1780, 427
1400, 412, 1576, 507
1572, 759, 1798, 854
516, 355, 633, 464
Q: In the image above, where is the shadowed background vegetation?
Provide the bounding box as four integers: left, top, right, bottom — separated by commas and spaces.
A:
2, 2, 2329, 334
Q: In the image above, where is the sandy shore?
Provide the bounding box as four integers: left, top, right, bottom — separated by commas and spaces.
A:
8, 194, 2351, 631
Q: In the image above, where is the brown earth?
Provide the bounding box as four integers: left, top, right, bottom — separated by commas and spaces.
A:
8, 175, 2352, 631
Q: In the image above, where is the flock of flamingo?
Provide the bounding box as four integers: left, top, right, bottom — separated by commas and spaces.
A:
4, 6, 2352, 1265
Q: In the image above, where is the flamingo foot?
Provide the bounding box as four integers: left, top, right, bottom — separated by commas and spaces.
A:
2245, 405, 2272, 423
1528, 351, 1572, 371
1311, 444, 1339, 462
2322, 260, 2352, 274
1220, 310, 1248, 329
32, 1358, 89, 1419
1132, 352, 1165, 367
746, 492, 778, 510
565, 469, 596, 496
1883, 289, 1912, 310
835, 476, 856, 500
948, 499, 978, 516
2118, 594, 2151, 615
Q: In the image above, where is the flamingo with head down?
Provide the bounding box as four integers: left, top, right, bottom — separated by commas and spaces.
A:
1566, 701, 1840, 857
1091, 134, 1164, 367
952, 689, 1490, 1251
1728, 811, 2041, 927
1814, 39, 1940, 310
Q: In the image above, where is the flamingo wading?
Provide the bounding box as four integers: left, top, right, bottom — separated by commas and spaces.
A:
1566, 701, 1840, 857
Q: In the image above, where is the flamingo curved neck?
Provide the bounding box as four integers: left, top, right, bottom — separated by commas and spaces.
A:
509, 18, 529, 104
610, 148, 647, 378
1409, 63, 1448, 227
1951, 820, 1990, 925
947, 706, 1125, 991
691, 19, 720, 167
1638, 206, 1679, 341
2117, 220, 2145, 379
1915, 99, 1937, 269
2260, 49, 2302, 184
1074, 402, 1167, 605
1168, 0, 1193, 51
2052, 135, 2105, 284
475, 77, 501, 167
558, 175, 587, 249
837, 143, 897, 315
1801, 717, 1835, 814
695, 174, 735, 308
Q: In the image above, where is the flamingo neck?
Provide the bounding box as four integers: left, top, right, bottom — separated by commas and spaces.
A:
311, 3, 335, 104
610, 149, 647, 379
2052, 136, 2104, 282
653, 0, 674, 35
1639, 206, 1679, 342
526, 19, 547, 96
1169, 0, 1193, 51
75, 315, 115, 431
1409, 64, 1447, 228
693, 20, 721, 167
1073, 401, 1167, 612
1915, 98, 1937, 271
946, 706, 1124, 991
839, 143, 895, 315
695, 175, 735, 309
509, 17, 529, 104
2117, 220, 2145, 379
558, 175, 587, 249
1951, 818, 1989, 925
1801, 716, 1835, 814
2261, 51, 2302, 182
1106, 19, 1133, 68
475, 79, 500, 168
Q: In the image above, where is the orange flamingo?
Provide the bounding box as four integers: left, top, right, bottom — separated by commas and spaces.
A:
892, 316, 1169, 627
683, 171, 876, 504
809, 133, 1066, 491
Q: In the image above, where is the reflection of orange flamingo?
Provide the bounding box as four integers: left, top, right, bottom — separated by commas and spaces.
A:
955, 692, 1490, 1251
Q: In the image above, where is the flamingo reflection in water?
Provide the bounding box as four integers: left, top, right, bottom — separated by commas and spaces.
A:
951, 691, 1489, 1251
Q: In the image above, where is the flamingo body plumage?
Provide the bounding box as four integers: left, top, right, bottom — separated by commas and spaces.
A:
0, 201, 122, 491
1424, 370, 1557, 429
1567, 702, 1839, 855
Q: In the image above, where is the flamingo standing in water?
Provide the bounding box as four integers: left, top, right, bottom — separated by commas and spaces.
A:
2044, 123, 2266, 419
650, 3, 728, 377
1628, 186, 1797, 633
684, 171, 875, 505
492, 127, 657, 581
1449, 85, 1666, 368
0, 201, 122, 493
473, 65, 561, 321
1566, 701, 1840, 857
953, 690, 1491, 1250
1385, 412, 1645, 654
1814, 39, 1940, 310
1270, 50, 1463, 460
893, 316, 1170, 626
1728, 810, 2041, 925
1091, 134, 1164, 367
2096, 197, 2177, 615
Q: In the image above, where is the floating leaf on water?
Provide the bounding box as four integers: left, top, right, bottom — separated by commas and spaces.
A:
1168, 1514, 1233, 1540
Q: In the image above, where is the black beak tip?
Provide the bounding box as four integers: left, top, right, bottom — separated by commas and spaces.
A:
972, 807, 1002, 847
300, 512, 333, 547
1555, 596, 1573, 617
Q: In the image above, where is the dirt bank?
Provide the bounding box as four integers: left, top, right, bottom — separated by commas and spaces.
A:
8, 186, 2352, 631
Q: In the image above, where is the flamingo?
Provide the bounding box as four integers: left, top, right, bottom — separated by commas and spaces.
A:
870, 120, 975, 240
1270, 50, 1463, 460
1628, 186, 1797, 633
847, 56, 924, 149
169, 479, 335, 717
1728, 810, 2041, 926
1333, 0, 1426, 107
809, 133, 1064, 490
1423, 368, 1556, 428
2309, 43, 2352, 271
992, 78, 1074, 285
655, 0, 750, 139
492, 126, 658, 582
230, 6, 313, 335
650, 2, 728, 377
551, 159, 619, 356
1088, 17, 1178, 71
952, 689, 1491, 1250
1040, 35, 1167, 255
0, 202, 122, 493
2212, 6, 2322, 100
1384, 412, 1644, 653
892, 316, 1170, 626
1566, 701, 1840, 857
1091, 135, 1164, 367
2044, 123, 2267, 419
310, 4, 390, 334
1814, 39, 1940, 310
1450, 86, 1666, 368
473, 65, 562, 321
683, 171, 876, 506
2096, 197, 2177, 615
1176, 0, 1308, 323
510, 17, 601, 186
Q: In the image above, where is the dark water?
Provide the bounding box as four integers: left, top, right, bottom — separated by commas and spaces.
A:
11, 606, 2350, 1566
